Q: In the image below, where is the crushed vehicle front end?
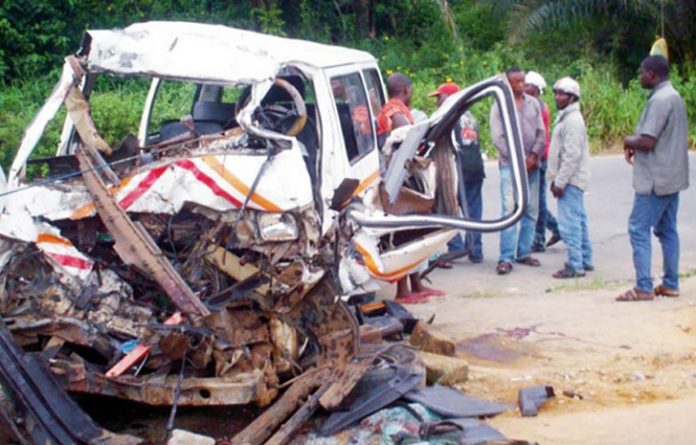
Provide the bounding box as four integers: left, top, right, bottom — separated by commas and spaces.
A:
0, 24, 364, 443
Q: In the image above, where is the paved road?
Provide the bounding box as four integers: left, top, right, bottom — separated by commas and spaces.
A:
424, 152, 696, 298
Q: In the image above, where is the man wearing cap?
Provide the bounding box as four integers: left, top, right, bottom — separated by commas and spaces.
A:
490, 67, 546, 275
430, 82, 486, 265
525, 71, 562, 252
547, 77, 593, 278
617, 55, 689, 302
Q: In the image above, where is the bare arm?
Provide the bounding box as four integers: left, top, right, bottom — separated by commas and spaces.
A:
392, 112, 410, 130
624, 134, 657, 152
623, 134, 657, 165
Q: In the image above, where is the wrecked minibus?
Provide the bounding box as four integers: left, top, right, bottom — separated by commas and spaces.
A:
0, 21, 528, 444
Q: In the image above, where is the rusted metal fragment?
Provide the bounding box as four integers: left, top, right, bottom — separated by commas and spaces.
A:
159, 331, 189, 361
319, 346, 386, 410
205, 246, 270, 295
64, 86, 112, 155
106, 312, 182, 378
75, 144, 210, 320
231, 368, 329, 445
7, 317, 113, 358
60, 360, 266, 406
284, 276, 359, 367
204, 309, 269, 349
265, 380, 331, 445
269, 317, 298, 373
41, 336, 66, 361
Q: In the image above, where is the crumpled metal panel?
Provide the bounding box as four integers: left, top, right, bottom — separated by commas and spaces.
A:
62, 363, 267, 406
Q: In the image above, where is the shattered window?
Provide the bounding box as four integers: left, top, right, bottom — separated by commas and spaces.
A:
331, 73, 375, 163
149, 80, 197, 130
363, 68, 385, 115
80, 76, 150, 150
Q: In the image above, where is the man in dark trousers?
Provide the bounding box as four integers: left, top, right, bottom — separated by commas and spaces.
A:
429, 82, 485, 266
525, 71, 562, 252
617, 55, 689, 301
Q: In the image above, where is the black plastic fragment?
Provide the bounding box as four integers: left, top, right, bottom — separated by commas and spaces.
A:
384, 300, 418, 334
363, 315, 404, 340
518, 385, 555, 416
404, 384, 513, 418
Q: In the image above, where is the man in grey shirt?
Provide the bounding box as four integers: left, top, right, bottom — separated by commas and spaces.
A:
617, 55, 690, 302
490, 67, 546, 274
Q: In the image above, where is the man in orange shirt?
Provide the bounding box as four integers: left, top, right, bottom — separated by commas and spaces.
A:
377, 72, 443, 303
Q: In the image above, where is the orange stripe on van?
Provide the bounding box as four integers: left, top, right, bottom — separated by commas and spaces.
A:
202, 156, 282, 212
354, 242, 424, 281
353, 169, 380, 196
37, 233, 73, 247
69, 177, 133, 220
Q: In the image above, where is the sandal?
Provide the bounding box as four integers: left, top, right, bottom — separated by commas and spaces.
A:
615, 288, 655, 302
515, 256, 541, 267
395, 291, 431, 305
496, 261, 513, 275
655, 284, 679, 298
552, 267, 586, 279
546, 234, 561, 248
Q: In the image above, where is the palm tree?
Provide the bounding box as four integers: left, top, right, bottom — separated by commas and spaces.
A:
484, 0, 695, 63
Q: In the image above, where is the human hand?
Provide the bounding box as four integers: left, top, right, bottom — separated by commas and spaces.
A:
624, 147, 634, 165
525, 153, 539, 172
550, 183, 564, 198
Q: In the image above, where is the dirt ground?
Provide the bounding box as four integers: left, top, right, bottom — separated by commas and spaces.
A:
399, 262, 696, 445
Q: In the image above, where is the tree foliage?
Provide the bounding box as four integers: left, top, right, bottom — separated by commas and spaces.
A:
0, 0, 694, 167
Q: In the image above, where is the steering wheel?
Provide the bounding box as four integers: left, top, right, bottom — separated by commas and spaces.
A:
242, 78, 308, 137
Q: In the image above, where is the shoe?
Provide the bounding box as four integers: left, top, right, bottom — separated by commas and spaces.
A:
583, 264, 595, 272
553, 266, 586, 279
496, 261, 513, 275
531, 244, 546, 253
436, 260, 454, 269
546, 234, 561, 248
515, 256, 541, 267
469, 255, 483, 264
654, 284, 679, 297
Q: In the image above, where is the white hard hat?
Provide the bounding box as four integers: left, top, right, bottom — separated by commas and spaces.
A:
525, 71, 547, 93
553, 77, 581, 98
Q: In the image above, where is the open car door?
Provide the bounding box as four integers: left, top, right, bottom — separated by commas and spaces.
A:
342, 74, 528, 288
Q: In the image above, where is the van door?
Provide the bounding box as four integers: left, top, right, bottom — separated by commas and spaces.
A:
342, 74, 528, 287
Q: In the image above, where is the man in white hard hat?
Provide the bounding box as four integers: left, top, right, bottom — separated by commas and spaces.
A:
617, 55, 689, 302
547, 77, 593, 278
525, 71, 562, 253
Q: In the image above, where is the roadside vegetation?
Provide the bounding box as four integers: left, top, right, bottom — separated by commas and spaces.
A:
1, 0, 694, 169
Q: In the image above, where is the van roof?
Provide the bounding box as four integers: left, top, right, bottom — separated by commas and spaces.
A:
83, 21, 376, 84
